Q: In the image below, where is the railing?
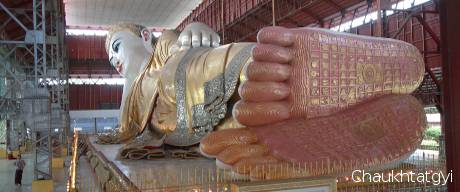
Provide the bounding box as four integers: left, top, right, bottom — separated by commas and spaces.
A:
67, 131, 90, 192
67, 131, 79, 192
72, 135, 447, 192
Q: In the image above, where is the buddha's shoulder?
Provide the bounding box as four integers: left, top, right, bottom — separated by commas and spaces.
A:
158, 30, 178, 43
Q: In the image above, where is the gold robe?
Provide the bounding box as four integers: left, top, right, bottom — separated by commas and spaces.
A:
118, 30, 254, 146
118, 30, 178, 142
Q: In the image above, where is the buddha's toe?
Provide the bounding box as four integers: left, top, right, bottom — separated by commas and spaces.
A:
233, 101, 290, 126
238, 81, 290, 102
252, 44, 292, 63
216, 144, 269, 165
199, 128, 258, 157
257, 26, 295, 46
235, 27, 295, 127
246, 61, 291, 82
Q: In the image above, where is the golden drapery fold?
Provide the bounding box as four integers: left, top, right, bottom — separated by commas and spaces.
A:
153, 43, 254, 146
118, 30, 178, 142
152, 30, 178, 70
117, 29, 253, 145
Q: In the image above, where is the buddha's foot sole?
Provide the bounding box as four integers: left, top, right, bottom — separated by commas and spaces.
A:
201, 94, 427, 180
234, 26, 425, 127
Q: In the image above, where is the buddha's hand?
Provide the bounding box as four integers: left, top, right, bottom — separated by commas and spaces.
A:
173, 22, 220, 52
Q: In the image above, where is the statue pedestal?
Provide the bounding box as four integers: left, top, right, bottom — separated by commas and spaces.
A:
231, 177, 337, 192
86, 136, 217, 191
85, 136, 337, 191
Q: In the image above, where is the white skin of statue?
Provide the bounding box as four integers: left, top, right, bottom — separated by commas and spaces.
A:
108, 22, 221, 119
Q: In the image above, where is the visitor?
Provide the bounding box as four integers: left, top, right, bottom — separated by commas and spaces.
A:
7, 146, 13, 159
14, 154, 26, 186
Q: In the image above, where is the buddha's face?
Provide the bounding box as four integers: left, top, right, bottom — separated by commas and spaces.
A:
108, 31, 149, 78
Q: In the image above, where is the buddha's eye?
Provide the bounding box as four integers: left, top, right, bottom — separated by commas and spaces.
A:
112, 39, 121, 53
113, 42, 120, 53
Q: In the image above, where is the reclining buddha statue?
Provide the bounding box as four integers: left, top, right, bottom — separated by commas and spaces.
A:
100, 22, 426, 180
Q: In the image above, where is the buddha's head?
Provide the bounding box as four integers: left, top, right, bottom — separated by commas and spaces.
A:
105, 23, 156, 78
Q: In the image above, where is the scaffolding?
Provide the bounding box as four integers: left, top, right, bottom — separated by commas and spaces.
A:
0, 0, 69, 180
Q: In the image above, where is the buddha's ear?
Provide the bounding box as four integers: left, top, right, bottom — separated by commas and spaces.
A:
141, 28, 151, 43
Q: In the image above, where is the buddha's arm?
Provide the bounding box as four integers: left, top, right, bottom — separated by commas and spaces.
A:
119, 77, 135, 120
113, 31, 178, 142
116, 24, 217, 133
95, 76, 134, 144
152, 43, 255, 146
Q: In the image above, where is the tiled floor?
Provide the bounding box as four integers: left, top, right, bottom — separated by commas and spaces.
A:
0, 153, 68, 192
0, 154, 34, 192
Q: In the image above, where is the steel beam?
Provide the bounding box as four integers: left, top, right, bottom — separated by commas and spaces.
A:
324, 0, 345, 14
282, 0, 322, 23
0, 48, 22, 83
0, 2, 28, 31
251, 14, 270, 26
414, 15, 441, 47
389, 9, 438, 14
240, 19, 257, 31
286, 17, 304, 27
0, 17, 12, 30
301, 8, 323, 25
0, 40, 29, 44
283, 0, 322, 25
283, 0, 318, 27
391, 10, 423, 39
425, 66, 441, 89
237, 0, 323, 41
31, 0, 53, 180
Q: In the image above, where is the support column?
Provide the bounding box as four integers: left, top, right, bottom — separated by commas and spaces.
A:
375, 0, 382, 37
440, 0, 460, 191
271, 0, 276, 26
5, 119, 10, 151
1, 0, 68, 180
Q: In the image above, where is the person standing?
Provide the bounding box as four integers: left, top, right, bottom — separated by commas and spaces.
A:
7, 147, 12, 159
14, 154, 26, 186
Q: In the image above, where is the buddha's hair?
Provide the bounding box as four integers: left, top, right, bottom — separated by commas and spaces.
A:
105, 23, 146, 54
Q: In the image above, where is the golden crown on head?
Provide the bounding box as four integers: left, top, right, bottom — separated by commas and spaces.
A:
105, 23, 146, 54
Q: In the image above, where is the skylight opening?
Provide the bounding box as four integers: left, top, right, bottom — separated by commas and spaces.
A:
66, 29, 162, 37
66, 29, 108, 36
69, 78, 125, 85
40, 78, 126, 85
330, 0, 432, 32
